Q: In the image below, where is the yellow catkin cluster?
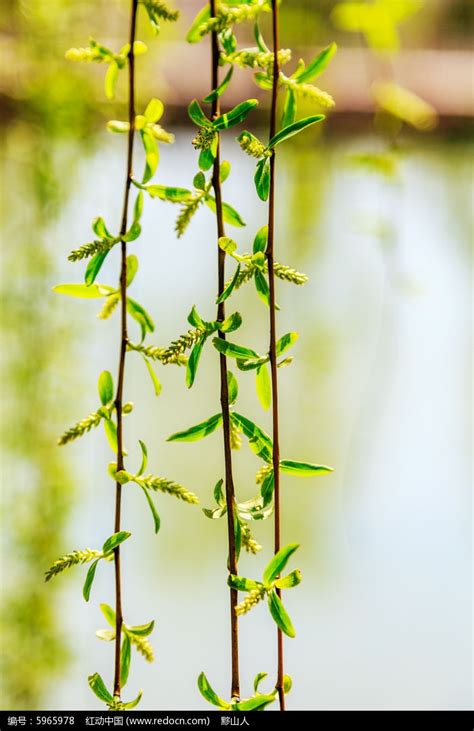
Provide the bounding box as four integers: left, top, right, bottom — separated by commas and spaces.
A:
236, 587, 266, 616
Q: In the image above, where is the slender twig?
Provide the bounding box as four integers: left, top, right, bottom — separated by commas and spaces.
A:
267, 0, 285, 711
113, 0, 138, 699
210, 0, 240, 702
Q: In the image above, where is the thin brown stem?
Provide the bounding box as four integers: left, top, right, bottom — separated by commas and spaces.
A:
267, 0, 285, 711
210, 0, 240, 702
113, 0, 138, 699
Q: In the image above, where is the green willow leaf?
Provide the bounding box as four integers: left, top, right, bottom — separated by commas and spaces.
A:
205, 197, 246, 227
203, 66, 234, 103
254, 20, 269, 53
92, 216, 112, 239
280, 459, 333, 476
103, 418, 118, 453
256, 363, 271, 411
199, 147, 215, 171
228, 575, 261, 592
216, 264, 241, 304
269, 115, 325, 148
197, 672, 232, 710
120, 634, 131, 687
294, 42, 337, 83
261, 468, 274, 506
100, 603, 116, 627
254, 671, 268, 693
188, 99, 212, 127
53, 283, 113, 299
144, 97, 164, 123
85, 251, 109, 286
98, 370, 114, 405
231, 412, 273, 463
141, 129, 159, 184
123, 221, 141, 242
127, 297, 155, 341
255, 157, 271, 201
281, 87, 297, 128
213, 338, 259, 360
227, 371, 238, 406
253, 225, 268, 254
145, 184, 193, 202
104, 61, 119, 100
186, 336, 206, 389
268, 590, 296, 638
137, 439, 148, 476
276, 332, 299, 356
220, 312, 242, 333
275, 569, 302, 589
88, 673, 113, 703
126, 254, 139, 287
102, 530, 131, 556
263, 543, 299, 586
140, 485, 161, 534
254, 269, 271, 307
213, 99, 259, 130
122, 690, 143, 710
237, 694, 277, 711
186, 5, 211, 43
143, 357, 162, 396
127, 620, 154, 637
220, 160, 231, 183
167, 413, 223, 442
83, 559, 100, 602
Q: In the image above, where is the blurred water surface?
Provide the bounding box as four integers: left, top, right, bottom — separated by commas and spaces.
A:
1, 129, 472, 710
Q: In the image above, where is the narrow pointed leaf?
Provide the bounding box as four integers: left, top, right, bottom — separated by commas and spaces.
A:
100, 603, 116, 627
269, 115, 325, 148
205, 197, 246, 227
268, 590, 296, 638
120, 634, 131, 687
213, 99, 259, 130
127, 620, 154, 637
227, 371, 238, 405
186, 336, 206, 389
276, 332, 299, 356
98, 371, 114, 405
255, 157, 271, 201
143, 357, 162, 396
53, 283, 113, 298
213, 338, 259, 360
83, 559, 100, 602
203, 66, 234, 103
88, 673, 113, 703
188, 99, 212, 127
280, 459, 333, 476
217, 264, 241, 304
145, 184, 193, 202
140, 485, 161, 534
275, 569, 302, 589
197, 672, 232, 710
167, 413, 223, 442
186, 5, 211, 43
231, 412, 273, 463
256, 364, 271, 410
263, 543, 299, 586
102, 530, 131, 556
295, 43, 337, 83
237, 694, 277, 711
281, 87, 297, 128
228, 575, 261, 592
138, 439, 148, 476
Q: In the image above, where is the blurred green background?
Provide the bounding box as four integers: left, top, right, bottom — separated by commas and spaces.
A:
0, 0, 472, 711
